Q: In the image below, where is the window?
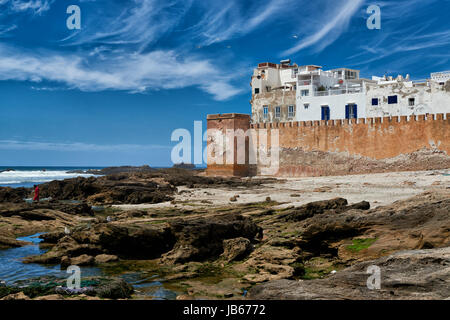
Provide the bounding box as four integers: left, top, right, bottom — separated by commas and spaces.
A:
321, 106, 330, 121
388, 95, 398, 104
304, 103, 309, 109
409, 98, 415, 106
345, 104, 357, 119
372, 98, 379, 106
275, 106, 281, 118
263, 106, 268, 119
301, 89, 309, 97
288, 105, 295, 118
254, 88, 260, 94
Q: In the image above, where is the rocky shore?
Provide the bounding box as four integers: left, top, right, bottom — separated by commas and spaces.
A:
0, 168, 448, 300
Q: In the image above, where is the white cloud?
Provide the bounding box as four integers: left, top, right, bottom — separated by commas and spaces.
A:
5, 0, 54, 15
0, 44, 243, 100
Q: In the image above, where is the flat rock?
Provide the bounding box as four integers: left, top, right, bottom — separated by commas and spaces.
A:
95, 254, 119, 264
249, 247, 450, 300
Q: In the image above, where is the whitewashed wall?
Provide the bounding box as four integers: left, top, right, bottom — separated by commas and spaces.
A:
296, 92, 367, 121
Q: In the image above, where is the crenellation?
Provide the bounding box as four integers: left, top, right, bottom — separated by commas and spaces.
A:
207, 110, 449, 176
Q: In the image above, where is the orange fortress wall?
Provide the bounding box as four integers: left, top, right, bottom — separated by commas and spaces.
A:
207, 113, 450, 177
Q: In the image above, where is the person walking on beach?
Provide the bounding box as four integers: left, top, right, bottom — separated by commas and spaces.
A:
33, 185, 40, 202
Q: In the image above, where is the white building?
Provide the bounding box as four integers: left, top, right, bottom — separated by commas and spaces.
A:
250, 61, 450, 123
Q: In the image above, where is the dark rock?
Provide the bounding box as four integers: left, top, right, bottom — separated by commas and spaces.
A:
67, 165, 154, 175
38, 224, 176, 261
39, 231, 66, 244
60, 256, 71, 269
172, 163, 196, 170
0, 235, 26, 249
34, 212, 262, 264
0, 187, 30, 203
278, 198, 349, 222
0, 276, 133, 299
221, 237, 253, 262
55, 202, 94, 216
119, 210, 147, 219
94, 254, 119, 264
0, 206, 55, 221
70, 254, 95, 266
161, 213, 262, 264
92, 277, 134, 299
38, 176, 175, 205
348, 201, 371, 211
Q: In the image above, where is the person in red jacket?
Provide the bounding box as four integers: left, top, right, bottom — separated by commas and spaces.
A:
33, 185, 40, 202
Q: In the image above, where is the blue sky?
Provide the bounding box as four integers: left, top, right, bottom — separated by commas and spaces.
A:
0, 0, 449, 166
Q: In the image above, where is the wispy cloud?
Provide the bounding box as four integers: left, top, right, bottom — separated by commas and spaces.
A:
0, 24, 17, 37
184, 0, 291, 46
0, 43, 243, 100
1, 0, 54, 15
64, 0, 194, 50
0, 139, 171, 152
347, 0, 450, 74
281, 0, 365, 56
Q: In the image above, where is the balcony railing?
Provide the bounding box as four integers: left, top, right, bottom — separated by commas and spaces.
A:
297, 80, 321, 86
431, 70, 450, 78
314, 87, 363, 96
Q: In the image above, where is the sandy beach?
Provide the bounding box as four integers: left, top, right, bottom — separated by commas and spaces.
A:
113, 170, 450, 210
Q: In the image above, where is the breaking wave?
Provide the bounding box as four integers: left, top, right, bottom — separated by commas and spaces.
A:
0, 168, 98, 187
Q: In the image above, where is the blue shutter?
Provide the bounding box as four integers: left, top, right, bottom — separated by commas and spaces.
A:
353, 104, 357, 119
345, 105, 349, 119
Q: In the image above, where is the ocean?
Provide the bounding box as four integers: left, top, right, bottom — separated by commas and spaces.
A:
0, 166, 103, 188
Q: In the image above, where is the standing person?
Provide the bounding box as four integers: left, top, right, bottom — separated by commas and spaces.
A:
33, 185, 40, 202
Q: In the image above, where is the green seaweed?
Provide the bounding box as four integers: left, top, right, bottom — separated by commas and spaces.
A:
346, 238, 377, 252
